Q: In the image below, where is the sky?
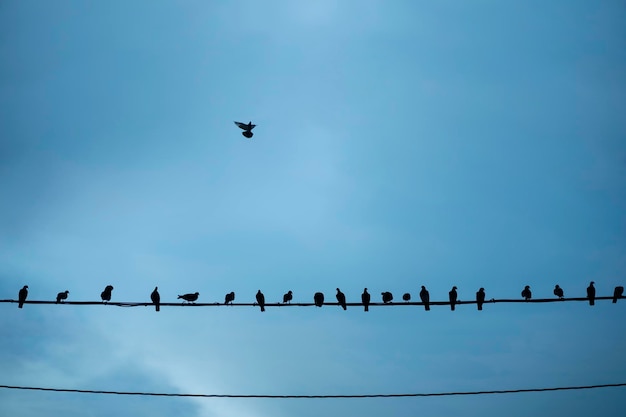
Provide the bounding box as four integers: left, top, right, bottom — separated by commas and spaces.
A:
1, 0, 625, 416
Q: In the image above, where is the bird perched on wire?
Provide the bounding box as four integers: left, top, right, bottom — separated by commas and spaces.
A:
178, 292, 199, 303
56, 290, 69, 304
283, 290, 293, 304
613, 286, 624, 303
449, 286, 458, 311
587, 281, 595, 306
101, 285, 114, 303
521, 285, 532, 301
361, 288, 370, 312
402, 293, 411, 302
18, 285, 28, 308
234, 121, 256, 138
314, 292, 324, 307
256, 290, 265, 312
476, 288, 485, 311
225, 291, 235, 305
336, 288, 347, 310
420, 286, 430, 311
381, 291, 393, 304
151, 287, 160, 311
553, 285, 564, 299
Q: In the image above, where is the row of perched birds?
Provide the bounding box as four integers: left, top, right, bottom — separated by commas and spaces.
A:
14, 283, 625, 311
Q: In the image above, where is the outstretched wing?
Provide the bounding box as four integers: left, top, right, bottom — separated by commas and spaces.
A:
234, 121, 256, 131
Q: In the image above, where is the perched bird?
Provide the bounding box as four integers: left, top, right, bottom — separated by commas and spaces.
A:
56, 290, 69, 304
256, 290, 265, 312
521, 285, 532, 301
151, 287, 160, 312
420, 286, 430, 311
381, 291, 393, 304
225, 291, 235, 305
553, 285, 564, 299
587, 281, 595, 306
476, 288, 485, 311
402, 293, 411, 302
18, 285, 28, 308
314, 292, 324, 307
613, 286, 624, 303
101, 285, 114, 303
234, 121, 256, 138
283, 290, 293, 304
178, 292, 199, 303
449, 286, 458, 311
336, 288, 347, 310
361, 288, 370, 312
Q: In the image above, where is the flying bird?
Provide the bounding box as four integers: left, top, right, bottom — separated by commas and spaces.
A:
553, 285, 564, 299
283, 290, 293, 304
587, 281, 595, 306
402, 293, 411, 302
225, 291, 235, 305
101, 285, 114, 303
476, 288, 485, 310
420, 286, 430, 311
449, 286, 458, 311
151, 287, 160, 311
336, 288, 347, 310
256, 290, 265, 312
361, 288, 370, 312
314, 292, 324, 307
18, 285, 28, 308
234, 121, 256, 138
381, 291, 393, 304
56, 290, 69, 304
178, 292, 199, 303
521, 285, 532, 301
613, 286, 624, 303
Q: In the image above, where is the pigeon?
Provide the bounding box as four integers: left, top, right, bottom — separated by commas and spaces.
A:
449, 286, 458, 311
381, 291, 393, 304
402, 293, 411, 302
256, 290, 265, 312
151, 287, 160, 311
314, 292, 324, 307
361, 288, 370, 312
587, 281, 595, 306
18, 285, 28, 308
225, 291, 235, 305
101, 285, 114, 303
419, 286, 430, 311
283, 290, 293, 304
336, 288, 347, 310
613, 286, 624, 303
521, 285, 532, 301
553, 285, 564, 299
56, 290, 69, 304
234, 121, 256, 138
178, 292, 199, 303
476, 288, 485, 310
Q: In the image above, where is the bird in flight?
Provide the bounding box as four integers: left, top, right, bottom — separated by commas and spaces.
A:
178, 292, 199, 303
151, 287, 160, 311
234, 121, 256, 138
18, 285, 28, 308
56, 290, 70, 304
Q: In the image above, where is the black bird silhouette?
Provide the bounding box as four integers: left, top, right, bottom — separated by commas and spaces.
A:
613, 286, 624, 303
314, 292, 324, 307
101, 285, 114, 303
521, 285, 532, 301
402, 293, 411, 302
587, 281, 595, 306
449, 286, 458, 311
234, 121, 256, 138
476, 288, 485, 310
283, 290, 293, 304
18, 285, 28, 308
553, 285, 564, 299
56, 290, 69, 304
151, 287, 160, 311
225, 291, 235, 305
178, 292, 199, 303
256, 290, 265, 312
361, 288, 370, 311
381, 291, 393, 304
336, 288, 347, 310
419, 286, 430, 311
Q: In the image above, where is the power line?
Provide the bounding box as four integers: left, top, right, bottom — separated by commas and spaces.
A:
0, 382, 624, 399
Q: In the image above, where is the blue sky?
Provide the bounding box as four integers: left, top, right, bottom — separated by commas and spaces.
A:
1, 1, 625, 416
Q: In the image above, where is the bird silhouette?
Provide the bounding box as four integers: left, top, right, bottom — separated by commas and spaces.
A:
419, 286, 430, 311
402, 293, 411, 302
101, 285, 114, 303
178, 292, 199, 303
283, 290, 293, 304
521, 285, 532, 301
476, 288, 485, 310
18, 285, 28, 308
449, 286, 458, 311
587, 281, 595, 306
381, 291, 393, 304
361, 288, 370, 311
336, 288, 347, 310
314, 292, 324, 307
225, 291, 235, 305
553, 285, 564, 299
256, 290, 265, 312
151, 287, 160, 311
234, 121, 256, 138
56, 290, 69, 304
613, 286, 624, 303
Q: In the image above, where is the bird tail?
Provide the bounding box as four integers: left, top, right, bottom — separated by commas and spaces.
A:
364, 305, 368, 312
155, 304, 160, 312
18, 302, 23, 308
477, 303, 483, 311
589, 299, 595, 306
450, 303, 455, 311
260, 306, 265, 312
425, 304, 430, 311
